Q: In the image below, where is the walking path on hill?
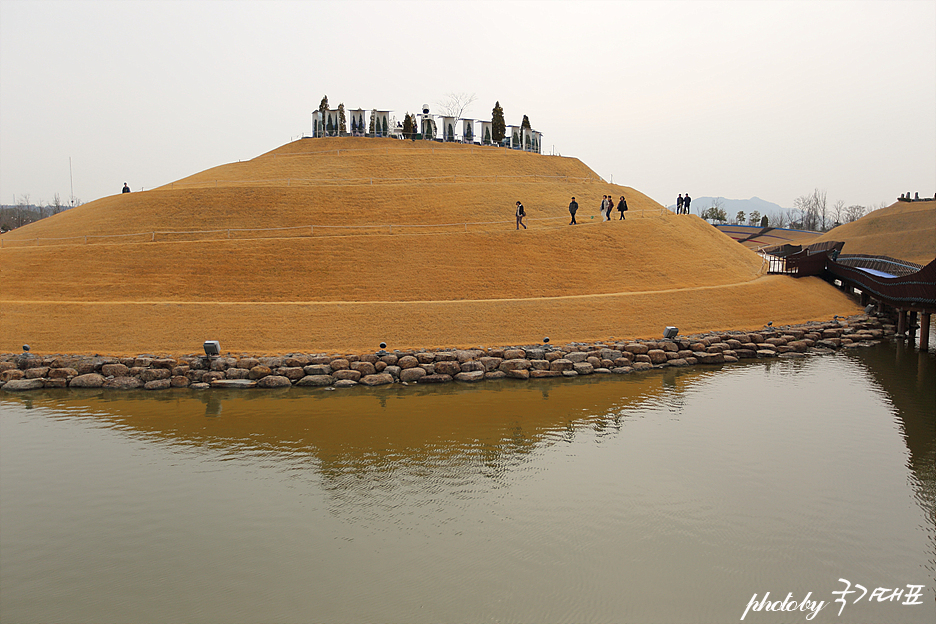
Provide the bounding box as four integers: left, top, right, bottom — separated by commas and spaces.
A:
1, 208, 666, 248
3, 276, 766, 307
0, 276, 861, 355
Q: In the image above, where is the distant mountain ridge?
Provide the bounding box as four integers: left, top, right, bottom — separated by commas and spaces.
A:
669, 196, 785, 217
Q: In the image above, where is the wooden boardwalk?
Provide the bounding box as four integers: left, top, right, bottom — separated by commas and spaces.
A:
762, 241, 936, 348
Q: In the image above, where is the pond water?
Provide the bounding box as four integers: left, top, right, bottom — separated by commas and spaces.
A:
1, 341, 933, 624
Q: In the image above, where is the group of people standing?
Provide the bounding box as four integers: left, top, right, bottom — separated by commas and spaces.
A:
675, 193, 691, 214
565, 195, 627, 225
515, 194, 629, 229
600, 195, 628, 221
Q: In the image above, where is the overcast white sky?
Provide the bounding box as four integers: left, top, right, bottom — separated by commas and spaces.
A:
1, 0, 934, 210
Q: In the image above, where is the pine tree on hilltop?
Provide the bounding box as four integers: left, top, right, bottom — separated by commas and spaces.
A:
403, 113, 414, 137
318, 95, 329, 137
338, 103, 347, 135
492, 101, 506, 144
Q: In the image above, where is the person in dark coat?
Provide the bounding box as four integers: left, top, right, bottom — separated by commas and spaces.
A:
676, 194, 683, 214
569, 197, 578, 225
515, 201, 527, 230
683, 194, 691, 214
617, 196, 628, 220
122, 183, 130, 194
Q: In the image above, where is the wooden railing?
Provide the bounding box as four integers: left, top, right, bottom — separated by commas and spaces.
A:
834, 254, 924, 278
827, 257, 936, 311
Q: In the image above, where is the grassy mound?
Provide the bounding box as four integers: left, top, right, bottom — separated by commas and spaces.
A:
0, 138, 860, 354
810, 200, 936, 265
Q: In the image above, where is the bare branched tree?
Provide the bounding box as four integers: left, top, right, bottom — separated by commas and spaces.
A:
436, 92, 477, 119
792, 189, 830, 231
831, 199, 845, 226
812, 188, 828, 231
772, 210, 787, 228
793, 195, 810, 230
844, 205, 866, 222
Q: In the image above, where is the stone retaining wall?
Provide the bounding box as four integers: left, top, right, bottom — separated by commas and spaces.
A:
0, 315, 894, 392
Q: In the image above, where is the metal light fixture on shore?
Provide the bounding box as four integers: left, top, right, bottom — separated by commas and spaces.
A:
22, 345, 30, 352
663, 327, 678, 339
543, 337, 550, 344
203, 341, 220, 357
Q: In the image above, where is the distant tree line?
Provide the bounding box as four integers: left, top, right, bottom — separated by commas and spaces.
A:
700, 189, 880, 232
0, 193, 78, 232
789, 189, 874, 231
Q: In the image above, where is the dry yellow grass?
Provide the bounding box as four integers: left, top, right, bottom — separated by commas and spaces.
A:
811, 200, 936, 265
0, 138, 861, 355
0, 214, 762, 302
0, 138, 638, 239
0, 277, 858, 356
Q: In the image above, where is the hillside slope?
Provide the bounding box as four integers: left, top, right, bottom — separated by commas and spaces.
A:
811, 200, 935, 265
0, 138, 860, 354
1, 138, 646, 238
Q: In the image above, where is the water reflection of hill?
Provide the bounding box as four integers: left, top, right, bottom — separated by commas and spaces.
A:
5, 348, 931, 520
1, 369, 715, 488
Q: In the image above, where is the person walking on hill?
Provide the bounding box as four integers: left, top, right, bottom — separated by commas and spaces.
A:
683, 193, 691, 215
122, 183, 130, 194
515, 201, 527, 230
617, 196, 628, 220
601, 195, 609, 221
606, 194, 614, 220
676, 194, 683, 214
569, 197, 578, 224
